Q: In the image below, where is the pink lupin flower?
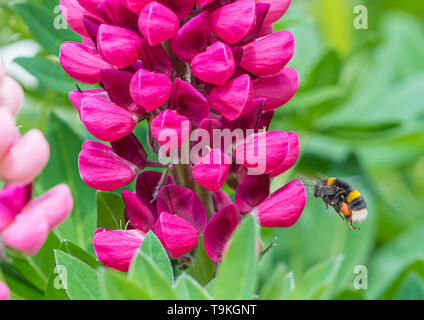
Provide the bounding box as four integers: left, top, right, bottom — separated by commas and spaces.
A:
255, 179, 306, 228
138, 1, 179, 46
192, 148, 231, 192
130, 69, 172, 112
125, 0, 153, 13
77, 0, 103, 14
0, 76, 24, 117
235, 174, 270, 213
137, 39, 173, 77
212, 190, 233, 212
255, 0, 292, 24
60, 0, 100, 36
270, 131, 299, 177
68, 88, 108, 116
0, 281, 10, 300
195, 0, 215, 7
122, 189, 156, 233
111, 133, 147, 170
0, 183, 32, 232
192, 42, 235, 85
0, 109, 18, 159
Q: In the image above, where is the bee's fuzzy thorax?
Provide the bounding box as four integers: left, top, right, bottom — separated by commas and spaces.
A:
351, 208, 368, 224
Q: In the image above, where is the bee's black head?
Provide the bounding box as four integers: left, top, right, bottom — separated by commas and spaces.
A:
314, 181, 324, 198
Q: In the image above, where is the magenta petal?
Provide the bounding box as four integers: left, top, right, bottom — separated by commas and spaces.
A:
97, 25, 141, 68
138, 2, 179, 46
270, 131, 299, 178
255, 0, 291, 24
0, 282, 10, 301
59, 42, 112, 84
77, 0, 103, 14
122, 190, 156, 232
222, 98, 265, 132
195, 0, 215, 6
150, 110, 191, 149
78, 147, 137, 191
212, 190, 233, 212
170, 11, 211, 63
154, 212, 198, 258
235, 174, 270, 213
135, 170, 173, 210
240, 31, 294, 76
60, 0, 99, 36
111, 133, 147, 169
165, 0, 193, 20
211, 0, 256, 44
96, 0, 139, 32
82, 140, 113, 152
253, 67, 298, 110
192, 42, 235, 85
0, 183, 32, 231
208, 74, 253, 121
125, 0, 153, 13
192, 149, 231, 192
203, 204, 241, 262
256, 179, 306, 228
93, 228, 144, 272
170, 78, 209, 126
137, 40, 172, 77
130, 69, 172, 112
81, 97, 136, 142
233, 130, 289, 174
69, 88, 108, 116
238, 3, 270, 45
156, 185, 207, 233
258, 110, 274, 131
0, 109, 18, 160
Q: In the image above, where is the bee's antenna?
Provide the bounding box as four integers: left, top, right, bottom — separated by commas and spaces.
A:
75, 83, 83, 93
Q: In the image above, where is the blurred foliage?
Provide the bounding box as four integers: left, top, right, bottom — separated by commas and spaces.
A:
0, 0, 423, 299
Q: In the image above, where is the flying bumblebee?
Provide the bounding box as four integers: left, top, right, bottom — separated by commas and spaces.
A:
309, 177, 368, 230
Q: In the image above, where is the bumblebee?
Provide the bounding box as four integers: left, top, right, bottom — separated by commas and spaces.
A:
313, 177, 367, 230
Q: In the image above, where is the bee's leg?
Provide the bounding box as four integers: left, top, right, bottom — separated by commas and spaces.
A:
346, 217, 360, 230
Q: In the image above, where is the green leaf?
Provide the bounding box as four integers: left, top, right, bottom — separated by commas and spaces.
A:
54, 250, 101, 300
58, 240, 101, 270
11, 2, 79, 55
259, 264, 294, 300
214, 216, 257, 300
332, 289, 365, 300
100, 268, 152, 300
128, 249, 177, 299
140, 231, 173, 283
96, 191, 126, 230
393, 272, 424, 300
15, 57, 76, 94
174, 274, 212, 300
188, 235, 214, 286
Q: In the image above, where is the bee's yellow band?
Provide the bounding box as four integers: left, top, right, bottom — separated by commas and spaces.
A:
347, 190, 361, 203
327, 178, 336, 185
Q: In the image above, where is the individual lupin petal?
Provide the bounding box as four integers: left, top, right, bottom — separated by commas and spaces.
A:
235, 174, 270, 213
156, 185, 207, 233
258, 110, 274, 131
125, 0, 152, 13
2, 210, 49, 256
0, 109, 18, 159
253, 67, 298, 110
0, 183, 32, 231
233, 130, 289, 174
137, 39, 173, 77
210, 0, 256, 44
169, 78, 209, 126
192, 42, 235, 85
138, 2, 179, 46
59, 42, 112, 84
170, 11, 211, 63
222, 98, 265, 132
60, 0, 98, 36
68, 88, 108, 116
0, 76, 24, 117
82, 140, 113, 152
238, 3, 269, 44
165, 0, 193, 20
258, 23, 273, 37
121, 190, 156, 232
77, 0, 103, 14
96, 0, 139, 32
256, 179, 306, 228
192, 149, 231, 192
239, 31, 294, 76
130, 69, 172, 112
0, 282, 10, 300
212, 190, 233, 212
93, 228, 144, 272
78, 147, 138, 191
255, 0, 291, 24
0, 130, 49, 184
154, 212, 198, 258
24, 184, 73, 229
97, 25, 141, 68
195, 0, 215, 6
111, 133, 147, 169
208, 74, 253, 121
203, 204, 241, 262
270, 131, 299, 178
81, 96, 136, 142
150, 110, 191, 149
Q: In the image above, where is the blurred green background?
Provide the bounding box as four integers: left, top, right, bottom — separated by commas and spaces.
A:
0, 0, 423, 299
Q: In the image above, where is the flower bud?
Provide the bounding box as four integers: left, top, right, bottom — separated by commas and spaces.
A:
0, 76, 24, 117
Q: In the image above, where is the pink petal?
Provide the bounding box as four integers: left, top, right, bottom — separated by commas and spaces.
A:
170, 11, 211, 63
82, 140, 113, 152
0, 183, 32, 231
154, 212, 198, 258
239, 31, 294, 76
156, 185, 207, 233
238, 3, 270, 44
130, 69, 172, 112
60, 0, 99, 36
122, 190, 156, 232
258, 23, 273, 37
258, 110, 274, 130
150, 110, 191, 149
211, 0, 256, 44
270, 131, 299, 178
137, 39, 173, 77
255, 0, 291, 24
222, 97, 265, 132
0, 76, 24, 117
125, 0, 153, 13
77, 0, 103, 14
0, 130, 49, 184
164, 0, 193, 20
68, 88, 108, 116
111, 133, 147, 169
59, 42, 112, 84
97, 24, 141, 68
138, 1, 179, 46
256, 179, 306, 228
0, 282, 10, 300
212, 190, 233, 212
0, 109, 18, 159
233, 130, 289, 174
203, 204, 241, 262
96, 0, 139, 32
192, 149, 231, 192
208, 74, 253, 121
93, 228, 144, 272
195, 0, 215, 6
235, 174, 270, 213
169, 78, 209, 126
192, 42, 235, 85
253, 67, 298, 110
78, 147, 137, 191
81, 96, 136, 142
